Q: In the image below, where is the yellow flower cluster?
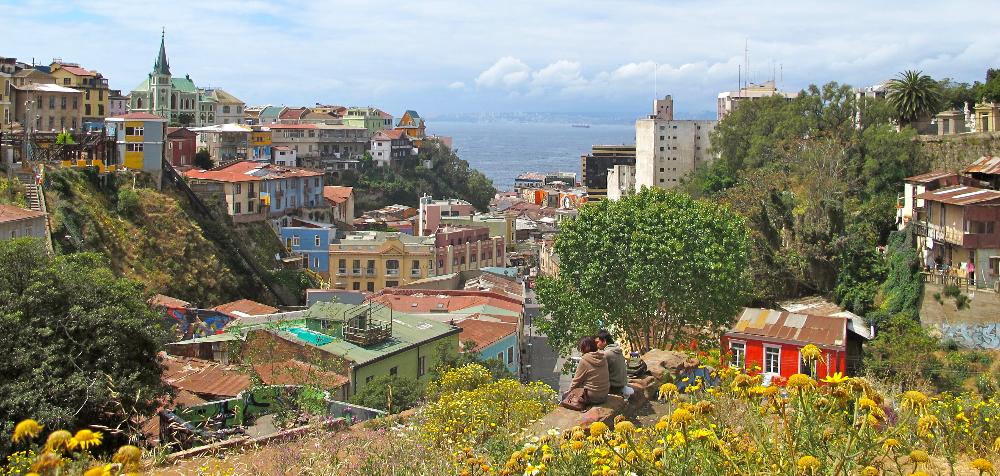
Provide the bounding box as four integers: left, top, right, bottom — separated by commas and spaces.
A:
490, 344, 1000, 476
7, 419, 143, 476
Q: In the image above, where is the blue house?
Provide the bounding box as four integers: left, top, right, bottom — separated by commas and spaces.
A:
280, 218, 336, 276
456, 319, 520, 376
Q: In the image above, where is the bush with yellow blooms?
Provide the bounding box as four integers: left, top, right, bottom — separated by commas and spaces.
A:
5, 419, 142, 476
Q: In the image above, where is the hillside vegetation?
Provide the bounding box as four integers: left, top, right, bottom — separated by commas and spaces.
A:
43, 168, 257, 306
331, 138, 497, 212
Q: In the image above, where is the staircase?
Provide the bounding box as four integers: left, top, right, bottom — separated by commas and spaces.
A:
14, 169, 53, 252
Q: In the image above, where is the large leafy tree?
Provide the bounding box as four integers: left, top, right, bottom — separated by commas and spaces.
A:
0, 239, 169, 454
535, 188, 750, 352
885, 70, 943, 124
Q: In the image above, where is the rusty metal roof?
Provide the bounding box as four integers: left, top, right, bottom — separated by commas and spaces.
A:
161, 355, 251, 398
915, 185, 1000, 206
905, 170, 958, 184
964, 156, 1000, 175
726, 308, 850, 349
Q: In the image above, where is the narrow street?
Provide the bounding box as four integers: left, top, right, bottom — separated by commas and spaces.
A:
522, 288, 569, 394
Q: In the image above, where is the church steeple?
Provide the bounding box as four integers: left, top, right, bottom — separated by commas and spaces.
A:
153, 28, 170, 76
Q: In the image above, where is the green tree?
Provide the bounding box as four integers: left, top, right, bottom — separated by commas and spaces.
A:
980, 70, 1000, 104
938, 78, 982, 110
349, 375, 422, 413
194, 149, 213, 169
536, 188, 750, 352
885, 70, 943, 124
0, 239, 169, 455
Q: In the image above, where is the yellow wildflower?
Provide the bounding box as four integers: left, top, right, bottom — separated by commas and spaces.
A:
860, 466, 879, 476
689, 428, 714, 440
570, 440, 584, 450
901, 390, 929, 414
654, 420, 668, 431
113, 444, 143, 468
70, 429, 102, 450
670, 408, 694, 425
589, 421, 609, 438
30, 452, 63, 472
44, 430, 73, 453
883, 438, 901, 453
796, 455, 820, 475
800, 344, 822, 363
909, 449, 929, 463
658, 383, 678, 400
13, 419, 44, 443
787, 374, 815, 390
994, 436, 1000, 452
971, 458, 994, 473
614, 421, 635, 435
821, 372, 849, 385
82, 465, 111, 476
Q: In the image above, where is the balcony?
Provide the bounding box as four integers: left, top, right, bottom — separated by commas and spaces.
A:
366, 268, 376, 277
410, 269, 422, 278
351, 268, 362, 276
341, 302, 392, 347
386, 269, 400, 277
925, 223, 965, 246
337, 268, 347, 276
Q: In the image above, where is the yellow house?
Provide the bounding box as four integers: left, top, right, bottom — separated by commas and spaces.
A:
48, 62, 109, 129
106, 112, 166, 173
330, 231, 437, 292
975, 102, 1000, 133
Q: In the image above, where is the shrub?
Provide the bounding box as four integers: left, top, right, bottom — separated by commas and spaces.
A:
116, 187, 140, 216
349, 375, 422, 413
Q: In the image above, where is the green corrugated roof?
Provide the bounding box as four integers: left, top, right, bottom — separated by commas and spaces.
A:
170, 301, 459, 366
172, 77, 197, 93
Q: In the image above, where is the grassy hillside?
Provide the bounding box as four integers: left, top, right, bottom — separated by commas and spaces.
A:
43, 167, 259, 306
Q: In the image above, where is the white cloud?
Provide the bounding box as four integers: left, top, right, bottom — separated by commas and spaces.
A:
448, 81, 466, 89
475, 56, 532, 88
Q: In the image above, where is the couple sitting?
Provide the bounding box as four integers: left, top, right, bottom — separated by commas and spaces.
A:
562, 330, 632, 409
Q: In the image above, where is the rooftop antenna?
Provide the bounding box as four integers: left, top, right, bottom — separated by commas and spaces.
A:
744, 39, 749, 88
653, 61, 658, 100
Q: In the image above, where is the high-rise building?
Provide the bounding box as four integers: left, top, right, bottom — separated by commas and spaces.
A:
716, 80, 795, 120
634, 96, 716, 190
580, 144, 635, 199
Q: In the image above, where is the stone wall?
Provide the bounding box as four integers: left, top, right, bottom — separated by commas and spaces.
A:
919, 132, 1000, 172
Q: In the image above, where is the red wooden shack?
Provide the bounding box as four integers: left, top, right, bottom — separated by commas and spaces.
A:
721, 307, 870, 381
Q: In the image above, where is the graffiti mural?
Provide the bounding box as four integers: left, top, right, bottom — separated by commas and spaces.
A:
937, 323, 1000, 349
162, 306, 234, 340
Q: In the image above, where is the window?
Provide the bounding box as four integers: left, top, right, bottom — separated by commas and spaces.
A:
234, 183, 242, 194
764, 346, 780, 374
234, 202, 241, 214
126, 143, 144, 152
292, 235, 300, 246
365, 375, 374, 384
386, 259, 400, 276
63, 78, 70, 85
659, 146, 664, 151
125, 125, 144, 136
72, 98, 77, 110
85, 104, 91, 116
418, 355, 427, 377
60, 97, 66, 109
507, 346, 514, 364
49, 96, 55, 109
729, 342, 746, 369
312, 257, 319, 269
497, 352, 504, 362
966, 221, 996, 234
386, 280, 398, 288
366, 282, 375, 292
314, 235, 321, 247
353, 282, 361, 291
389, 366, 398, 376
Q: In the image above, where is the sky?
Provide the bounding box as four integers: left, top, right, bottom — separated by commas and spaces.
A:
6, 0, 1000, 119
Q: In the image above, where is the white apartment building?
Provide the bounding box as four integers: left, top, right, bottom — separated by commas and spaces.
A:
716, 80, 795, 120
634, 96, 716, 190
606, 164, 636, 201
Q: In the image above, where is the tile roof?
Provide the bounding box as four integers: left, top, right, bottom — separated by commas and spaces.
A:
374, 129, 406, 140
323, 186, 353, 205
965, 156, 1000, 175
456, 318, 517, 351
56, 64, 96, 77
376, 109, 393, 119
726, 307, 861, 349
0, 204, 46, 224
279, 107, 309, 120
253, 359, 348, 389
184, 160, 322, 183
212, 299, 279, 318
916, 185, 1000, 206
107, 112, 166, 121
161, 355, 251, 398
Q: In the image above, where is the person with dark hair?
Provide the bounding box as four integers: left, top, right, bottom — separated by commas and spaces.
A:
595, 329, 628, 396
566, 336, 610, 406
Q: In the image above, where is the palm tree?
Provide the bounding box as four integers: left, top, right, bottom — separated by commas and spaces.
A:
885, 70, 943, 125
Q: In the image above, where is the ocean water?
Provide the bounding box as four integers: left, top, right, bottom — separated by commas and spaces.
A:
428, 121, 635, 191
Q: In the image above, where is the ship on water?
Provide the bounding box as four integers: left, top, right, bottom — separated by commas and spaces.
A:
571, 124, 590, 128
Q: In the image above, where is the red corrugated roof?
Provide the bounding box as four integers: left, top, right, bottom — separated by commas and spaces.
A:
915, 185, 1000, 206
55, 63, 96, 76
0, 204, 46, 224
161, 355, 251, 398
965, 156, 1000, 175
323, 186, 353, 205
905, 171, 957, 184
254, 359, 348, 389
212, 299, 278, 317
725, 308, 853, 349
456, 318, 517, 351
279, 107, 309, 119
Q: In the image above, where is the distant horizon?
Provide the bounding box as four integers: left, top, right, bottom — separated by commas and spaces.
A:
7, 0, 999, 117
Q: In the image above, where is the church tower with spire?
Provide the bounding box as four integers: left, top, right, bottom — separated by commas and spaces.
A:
150, 29, 172, 118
